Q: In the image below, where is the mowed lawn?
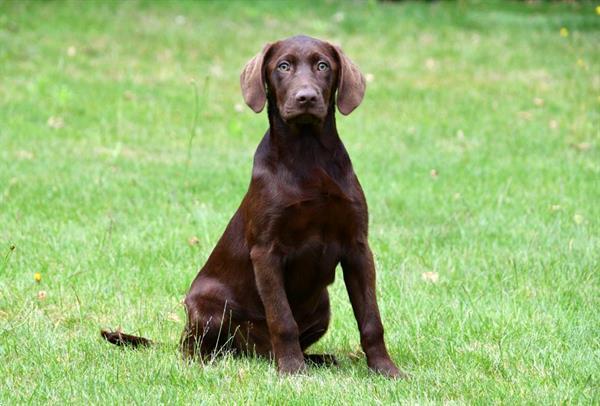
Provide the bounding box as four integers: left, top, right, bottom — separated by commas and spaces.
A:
1, 0, 599, 403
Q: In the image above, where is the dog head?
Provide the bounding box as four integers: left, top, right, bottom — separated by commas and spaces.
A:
240, 35, 366, 125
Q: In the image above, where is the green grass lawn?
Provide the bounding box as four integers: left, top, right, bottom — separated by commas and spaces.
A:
1, 0, 599, 403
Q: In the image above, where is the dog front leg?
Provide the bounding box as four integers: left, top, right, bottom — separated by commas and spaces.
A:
341, 242, 406, 378
250, 245, 306, 374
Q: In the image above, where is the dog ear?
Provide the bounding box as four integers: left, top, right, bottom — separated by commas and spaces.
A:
240, 43, 273, 113
332, 45, 366, 115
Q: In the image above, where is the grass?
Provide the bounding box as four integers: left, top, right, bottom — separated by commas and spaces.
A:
1, 0, 599, 403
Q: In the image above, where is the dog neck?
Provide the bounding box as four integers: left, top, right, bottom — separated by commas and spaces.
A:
261, 101, 352, 180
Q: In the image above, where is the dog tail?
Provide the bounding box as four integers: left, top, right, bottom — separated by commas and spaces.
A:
100, 329, 153, 348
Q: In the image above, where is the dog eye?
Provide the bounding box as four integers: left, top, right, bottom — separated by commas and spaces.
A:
317, 61, 329, 71
277, 62, 291, 72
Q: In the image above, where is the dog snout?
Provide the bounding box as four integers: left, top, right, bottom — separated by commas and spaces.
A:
295, 88, 319, 107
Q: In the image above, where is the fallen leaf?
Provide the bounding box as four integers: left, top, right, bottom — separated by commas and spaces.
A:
425, 58, 436, 70
167, 313, 181, 323
517, 111, 532, 120
571, 142, 591, 152
576, 59, 587, 69
421, 271, 439, 283
16, 150, 34, 160
348, 347, 364, 361
47, 116, 64, 129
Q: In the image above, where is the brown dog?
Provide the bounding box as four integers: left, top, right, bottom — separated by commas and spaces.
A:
103, 35, 404, 378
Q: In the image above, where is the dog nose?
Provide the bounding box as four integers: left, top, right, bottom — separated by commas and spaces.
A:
295, 88, 318, 106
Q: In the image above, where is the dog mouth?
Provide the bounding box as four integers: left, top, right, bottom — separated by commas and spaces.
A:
283, 106, 327, 124
287, 112, 322, 124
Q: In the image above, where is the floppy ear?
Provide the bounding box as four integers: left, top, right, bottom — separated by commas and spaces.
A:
332, 45, 366, 115
240, 43, 272, 113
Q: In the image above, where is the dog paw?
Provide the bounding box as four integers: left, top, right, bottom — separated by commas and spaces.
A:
277, 356, 307, 375
368, 358, 409, 379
